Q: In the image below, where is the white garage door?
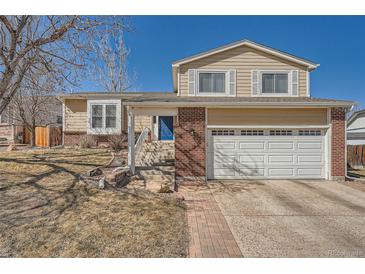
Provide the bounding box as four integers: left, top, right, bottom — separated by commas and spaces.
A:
207, 129, 326, 180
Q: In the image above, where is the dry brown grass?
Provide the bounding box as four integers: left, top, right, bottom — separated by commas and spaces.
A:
0, 148, 188, 257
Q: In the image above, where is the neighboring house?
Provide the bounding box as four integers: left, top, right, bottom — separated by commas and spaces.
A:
0, 97, 62, 144
347, 109, 365, 145
60, 39, 355, 182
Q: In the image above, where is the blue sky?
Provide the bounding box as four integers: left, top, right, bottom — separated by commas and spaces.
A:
83, 16, 365, 108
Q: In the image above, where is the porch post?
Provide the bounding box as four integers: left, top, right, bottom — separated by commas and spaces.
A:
127, 109, 135, 174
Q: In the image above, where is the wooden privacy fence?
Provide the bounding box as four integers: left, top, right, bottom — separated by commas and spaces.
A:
35, 126, 62, 147
347, 145, 365, 168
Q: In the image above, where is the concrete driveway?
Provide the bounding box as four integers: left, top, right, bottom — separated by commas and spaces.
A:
209, 180, 365, 257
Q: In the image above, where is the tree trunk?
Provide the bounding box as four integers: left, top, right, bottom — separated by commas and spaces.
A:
30, 122, 36, 147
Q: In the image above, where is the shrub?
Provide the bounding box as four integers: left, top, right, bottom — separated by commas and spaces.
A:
108, 134, 127, 151
79, 135, 96, 148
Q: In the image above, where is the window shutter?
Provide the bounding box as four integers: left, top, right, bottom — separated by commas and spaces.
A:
228, 70, 236, 96
291, 70, 299, 96
252, 70, 259, 95
188, 69, 196, 96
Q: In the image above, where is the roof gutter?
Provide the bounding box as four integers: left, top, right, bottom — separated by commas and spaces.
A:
125, 101, 355, 109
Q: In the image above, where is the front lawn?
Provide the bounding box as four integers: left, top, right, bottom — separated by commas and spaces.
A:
0, 148, 188, 257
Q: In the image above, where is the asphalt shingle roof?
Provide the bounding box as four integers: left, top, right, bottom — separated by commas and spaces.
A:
59, 91, 355, 107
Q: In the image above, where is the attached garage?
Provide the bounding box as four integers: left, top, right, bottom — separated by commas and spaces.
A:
207, 128, 327, 180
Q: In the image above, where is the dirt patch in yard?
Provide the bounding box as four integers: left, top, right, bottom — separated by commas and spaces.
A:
0, 149, 188, 257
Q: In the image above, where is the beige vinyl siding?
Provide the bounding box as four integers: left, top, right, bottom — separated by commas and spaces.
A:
208, 108, 328, 126
64, 99, 87, 132
122, 105, 152, 133
135, 115, 151, 133
179, 45, 308, 97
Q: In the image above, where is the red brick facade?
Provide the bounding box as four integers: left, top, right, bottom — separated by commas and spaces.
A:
175, 107, 206, 183
64, 131, 87, 146
331, 107, 346, 179
64, 131, 127, 147
0, 125, 13, 142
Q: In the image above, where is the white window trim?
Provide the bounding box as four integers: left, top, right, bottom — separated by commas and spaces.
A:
253, 70, 292, 97
196, 69, 231, 97
306, 70, 310, 97
87, 99, 121, 135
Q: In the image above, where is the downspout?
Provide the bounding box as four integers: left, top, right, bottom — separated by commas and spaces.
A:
345, 105, 355, 181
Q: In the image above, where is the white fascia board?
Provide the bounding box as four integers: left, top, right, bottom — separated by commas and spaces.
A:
130, 107, 178, 116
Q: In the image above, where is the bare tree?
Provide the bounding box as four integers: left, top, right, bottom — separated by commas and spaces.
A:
0, 16, 129, 114
90, 17, 134, 92
8, 68, 60, 146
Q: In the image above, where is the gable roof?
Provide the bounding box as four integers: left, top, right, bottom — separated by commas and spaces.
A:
172, 39, 319, 69
171, 39, 320, 91
348, 109, 365, 127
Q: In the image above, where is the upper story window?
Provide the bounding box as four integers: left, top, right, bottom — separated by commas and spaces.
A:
87, 99, 121, 134
262, 73, 288, 94
188, 69, 236, 96
198, 72, 226, 94
252, 70, 299, 97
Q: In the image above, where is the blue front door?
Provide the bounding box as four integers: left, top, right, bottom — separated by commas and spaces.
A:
159, 116, 174, 140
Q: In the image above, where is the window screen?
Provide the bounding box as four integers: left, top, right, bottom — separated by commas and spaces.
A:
199, 72, 226, 93
262, 73, 288, 94
91, 105, 103, 128
105, 105, 116, 128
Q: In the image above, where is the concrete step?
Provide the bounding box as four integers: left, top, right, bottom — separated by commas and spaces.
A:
136, 140, 175, 167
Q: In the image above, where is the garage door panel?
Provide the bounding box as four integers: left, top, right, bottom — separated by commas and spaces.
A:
268, 141, 294, 150
268, 168, 295, 177
268, 155, 294, 164
238, 141, 265, 150
239, 168, 265, 177
238, 155, 265, 164
297, 155, 322, 164
214, 155, 236, 164
214, 142, 236, 149
209, 129, 325, 180
297, 168, 322, 176
214, 168, 236, 177
297, 141, 322, 151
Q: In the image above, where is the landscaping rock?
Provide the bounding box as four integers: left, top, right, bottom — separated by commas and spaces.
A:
106, 170, 124, 183
88, 167, 103, 177
98, 177, 105, 189
171, 192, 185, 202
158, 185, 173, 193
116, 176, 130, 188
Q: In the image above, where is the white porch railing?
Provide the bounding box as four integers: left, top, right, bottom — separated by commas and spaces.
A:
134, 127, 150, 158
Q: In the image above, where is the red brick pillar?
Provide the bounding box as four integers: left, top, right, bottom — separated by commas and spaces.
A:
175, 107, 206, 184
331, 107, 346, 180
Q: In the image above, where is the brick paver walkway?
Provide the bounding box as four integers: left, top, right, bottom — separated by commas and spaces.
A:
181, 186, 242, 258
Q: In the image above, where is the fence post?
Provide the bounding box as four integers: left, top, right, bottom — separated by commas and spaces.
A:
48, 125, 51, 148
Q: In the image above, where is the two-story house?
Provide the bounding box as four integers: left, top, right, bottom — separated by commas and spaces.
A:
60, 39, 355, 182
